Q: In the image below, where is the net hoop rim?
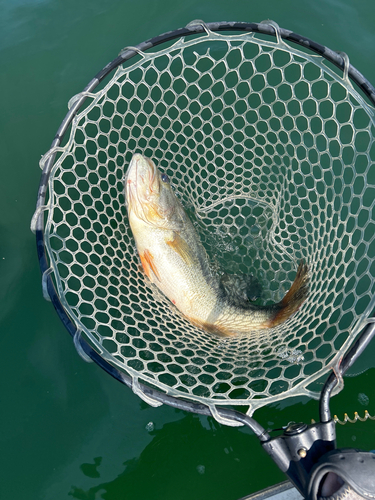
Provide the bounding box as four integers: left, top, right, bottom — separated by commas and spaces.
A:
32, 19, 375, 414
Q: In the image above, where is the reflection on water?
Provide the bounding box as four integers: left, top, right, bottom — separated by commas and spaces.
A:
1, 0, 51, 50
80, 457, 102, 479
68, 412, 273, 500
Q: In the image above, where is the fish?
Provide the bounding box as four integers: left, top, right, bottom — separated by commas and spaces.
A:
125, 153, 309, 337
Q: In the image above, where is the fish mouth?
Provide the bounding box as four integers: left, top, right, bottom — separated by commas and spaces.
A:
125, 154, 161, 224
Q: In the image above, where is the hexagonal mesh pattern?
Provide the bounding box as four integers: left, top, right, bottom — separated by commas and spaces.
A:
41, 29, 375, 413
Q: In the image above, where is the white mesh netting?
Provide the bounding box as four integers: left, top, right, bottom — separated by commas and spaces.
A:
37, 25, 375, 414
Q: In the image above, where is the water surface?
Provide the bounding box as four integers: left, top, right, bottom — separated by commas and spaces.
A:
1, 0, 375, 498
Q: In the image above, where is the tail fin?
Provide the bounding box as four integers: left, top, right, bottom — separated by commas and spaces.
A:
268, 260, 309, 328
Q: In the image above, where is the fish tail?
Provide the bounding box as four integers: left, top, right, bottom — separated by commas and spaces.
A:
267, 260, 309, 328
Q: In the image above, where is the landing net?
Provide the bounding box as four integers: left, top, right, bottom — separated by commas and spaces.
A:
32, 21, 375, 416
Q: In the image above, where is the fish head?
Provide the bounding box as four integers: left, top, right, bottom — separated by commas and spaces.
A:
125, 153, 183, 230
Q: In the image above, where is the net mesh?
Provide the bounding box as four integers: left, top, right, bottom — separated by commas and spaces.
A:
39, 25, 375, 414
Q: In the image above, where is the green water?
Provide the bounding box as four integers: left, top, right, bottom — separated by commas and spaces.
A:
2, 0, 375, 499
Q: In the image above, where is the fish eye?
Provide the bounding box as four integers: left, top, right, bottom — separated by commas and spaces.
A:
161, 173, 170, 183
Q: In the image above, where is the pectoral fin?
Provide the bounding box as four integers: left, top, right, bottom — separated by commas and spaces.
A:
140, 249, 161, 281
166, 232, 196, 266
